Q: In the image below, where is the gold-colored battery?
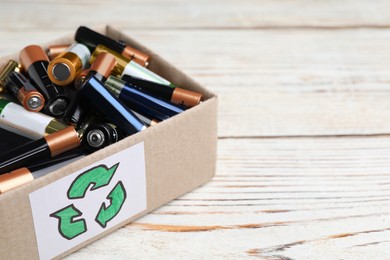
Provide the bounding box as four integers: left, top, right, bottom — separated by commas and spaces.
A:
47, 43, 90, 86
90, 44, 129, 77
0, 60, 19, 93
47, 52, 83, 86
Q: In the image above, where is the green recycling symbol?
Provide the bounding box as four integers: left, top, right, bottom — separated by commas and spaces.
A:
50, 163, 127, 240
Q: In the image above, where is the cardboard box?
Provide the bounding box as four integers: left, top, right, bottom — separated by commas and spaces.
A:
0, 25, 217, 259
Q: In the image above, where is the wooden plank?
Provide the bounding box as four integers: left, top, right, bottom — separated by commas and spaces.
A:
2, 29, 390, 137
1, 0, 390, 30
125, 29, 390, 137
65, 137, 390, 259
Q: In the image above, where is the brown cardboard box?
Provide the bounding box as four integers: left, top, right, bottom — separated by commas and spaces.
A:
0, 25, 217, 259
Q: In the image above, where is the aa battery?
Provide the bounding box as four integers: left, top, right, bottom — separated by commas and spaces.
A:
0, 60, 19, 93
5, 71, 45, 112
82, 122, 122, 152
19, 45, 70, 117
0, 168, 33, 193
0, 98, 67, 139
0, 148, 85, 194
0, 127, 31, 152
81, 76, 146, 136
105, 76, 184, 121
90, 45, 171, 86
0, 126, 81, 174
75, 26, 149, 66
48, 43, 91, 86
121, 74, 202, 108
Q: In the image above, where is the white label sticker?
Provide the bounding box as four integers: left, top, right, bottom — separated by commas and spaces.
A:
29, 142, 147, 260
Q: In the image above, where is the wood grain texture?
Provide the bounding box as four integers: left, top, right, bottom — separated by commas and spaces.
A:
124, 29, 390, 137
1, 0, 390, 30
0, 0, 389, 259
66, 138, 390, 259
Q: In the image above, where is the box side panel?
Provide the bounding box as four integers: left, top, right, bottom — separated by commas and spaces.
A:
0, 189, 38, 259
144, 97, 218, 210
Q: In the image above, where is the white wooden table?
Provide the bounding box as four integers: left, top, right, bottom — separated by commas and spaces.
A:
1, 1, 390, 259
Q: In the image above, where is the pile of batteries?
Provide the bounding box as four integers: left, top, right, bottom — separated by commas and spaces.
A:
0, 26, 202, 193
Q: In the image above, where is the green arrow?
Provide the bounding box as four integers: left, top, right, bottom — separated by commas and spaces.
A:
67, 163, 119, 199
95, 181, 127, 228
50, 204, 87, 240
